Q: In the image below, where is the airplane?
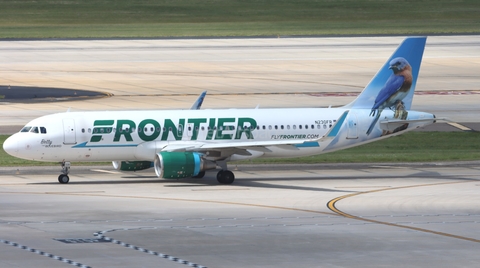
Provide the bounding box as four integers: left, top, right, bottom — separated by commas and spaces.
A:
3, 37, 436, 185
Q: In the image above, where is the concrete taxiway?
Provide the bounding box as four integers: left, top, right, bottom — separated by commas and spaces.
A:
0, 36, 479, 267
0, 163, 479, 267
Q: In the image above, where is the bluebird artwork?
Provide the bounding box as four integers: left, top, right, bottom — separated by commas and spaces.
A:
366, 57, 413, 135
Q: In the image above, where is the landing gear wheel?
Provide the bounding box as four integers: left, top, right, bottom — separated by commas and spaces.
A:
59, 161, 71, 184
192, 171, 206, 179
216, 170, 235, 184
58, 174, 70, 184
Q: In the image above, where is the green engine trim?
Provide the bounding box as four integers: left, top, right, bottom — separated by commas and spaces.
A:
155, 152, 201, 179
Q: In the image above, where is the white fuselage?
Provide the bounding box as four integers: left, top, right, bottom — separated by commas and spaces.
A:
3, 107, 434, 163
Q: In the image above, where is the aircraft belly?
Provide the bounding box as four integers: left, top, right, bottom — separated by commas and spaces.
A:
260, 146, 324, 158
66, 146, 136, 162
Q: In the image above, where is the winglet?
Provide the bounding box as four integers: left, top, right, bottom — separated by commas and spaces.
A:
190, 91, 207, 110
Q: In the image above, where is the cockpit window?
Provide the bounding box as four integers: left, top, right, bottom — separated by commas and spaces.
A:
31, 127, 39, 133
40, 127, 47, 134
21, 126, 32, 132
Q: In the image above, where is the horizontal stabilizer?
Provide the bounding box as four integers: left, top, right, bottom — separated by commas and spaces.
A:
379, 118, 435, 132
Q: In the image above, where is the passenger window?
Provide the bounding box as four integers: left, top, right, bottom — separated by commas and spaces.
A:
293, 125, 296, 130
40, 127, 47, 134
299, 125, 302, 129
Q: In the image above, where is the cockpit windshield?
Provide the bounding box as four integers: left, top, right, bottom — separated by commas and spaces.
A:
20, 126, 32, 132
19, 126, 47, 134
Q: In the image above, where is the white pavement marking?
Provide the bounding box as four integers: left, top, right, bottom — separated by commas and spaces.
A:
0, 239, 91, 268
447, 122, 472, 131
94, 229, 208, 268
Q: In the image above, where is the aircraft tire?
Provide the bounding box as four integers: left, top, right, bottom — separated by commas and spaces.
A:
58, 174, 70, 184
217, 170, 235, 184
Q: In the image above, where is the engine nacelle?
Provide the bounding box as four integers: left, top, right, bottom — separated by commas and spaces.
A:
154, 152, 216, 179
112, 161, 153, 171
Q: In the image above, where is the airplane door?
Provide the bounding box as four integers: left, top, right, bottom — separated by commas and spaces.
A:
346, 113, 358, 139
63, 119, 77, 144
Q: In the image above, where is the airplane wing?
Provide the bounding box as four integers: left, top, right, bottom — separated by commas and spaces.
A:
159, 111, 350, 156
161, 139, 316, 153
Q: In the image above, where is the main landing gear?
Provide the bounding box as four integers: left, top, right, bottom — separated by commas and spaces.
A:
216, 170, 235, 184
58, 161, 70, 184
215, 161, 235, 184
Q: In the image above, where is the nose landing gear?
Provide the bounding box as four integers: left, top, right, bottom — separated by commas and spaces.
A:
58, 161, 70, 184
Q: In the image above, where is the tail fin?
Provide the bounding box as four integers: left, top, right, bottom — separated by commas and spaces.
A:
345, 37, 426, 110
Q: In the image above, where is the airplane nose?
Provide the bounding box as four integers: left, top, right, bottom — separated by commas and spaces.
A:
3, 135, 19, 156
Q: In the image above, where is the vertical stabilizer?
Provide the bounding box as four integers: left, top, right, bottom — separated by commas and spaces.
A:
346, 37, 426, 110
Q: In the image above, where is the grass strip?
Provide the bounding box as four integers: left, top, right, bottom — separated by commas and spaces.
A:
1, 132, 479, 167
0, 0, 478, 38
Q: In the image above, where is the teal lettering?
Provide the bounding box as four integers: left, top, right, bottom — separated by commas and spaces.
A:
138, 119, 161, 141
162, 119, 185, 141
235, 118, 257, 139
90, 120, 114, 142
114, 120, 136, 142
215, 118, 235, 140
206, 118, 215, 140
187, 118, 207, 141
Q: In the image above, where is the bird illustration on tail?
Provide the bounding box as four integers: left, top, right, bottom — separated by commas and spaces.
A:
366, 57, 413, 135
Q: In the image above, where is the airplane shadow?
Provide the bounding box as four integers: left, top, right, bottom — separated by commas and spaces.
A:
28, 169, 469, 194
30, 175, 354, 193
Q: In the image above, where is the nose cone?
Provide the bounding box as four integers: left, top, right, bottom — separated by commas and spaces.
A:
3, 134, 19, 156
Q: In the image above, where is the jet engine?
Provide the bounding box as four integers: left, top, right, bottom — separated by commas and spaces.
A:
112, 161, 153, 171
154, 152, 216, 179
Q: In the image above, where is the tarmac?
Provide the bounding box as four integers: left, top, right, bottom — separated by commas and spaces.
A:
0, 36, 479, 267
